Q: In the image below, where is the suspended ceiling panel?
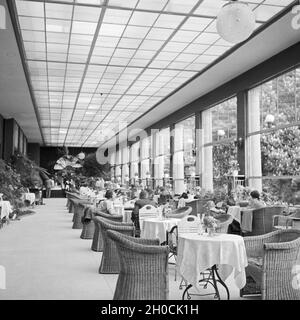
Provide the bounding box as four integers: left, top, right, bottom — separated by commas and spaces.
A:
11, 0, 296, 147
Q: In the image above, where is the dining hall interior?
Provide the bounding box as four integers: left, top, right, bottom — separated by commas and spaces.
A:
0, 0, 300, 301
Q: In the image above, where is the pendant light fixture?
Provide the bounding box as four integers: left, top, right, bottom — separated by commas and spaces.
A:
216, 0, 256, 44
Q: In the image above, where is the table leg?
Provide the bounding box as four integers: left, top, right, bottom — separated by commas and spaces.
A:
181, 267, 230, 300
212, 265, 230, 300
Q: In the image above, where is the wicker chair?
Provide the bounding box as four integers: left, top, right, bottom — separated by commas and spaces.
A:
96, 217, 134, 274
273, 211, 300, 230
214, 214, 234, 233
107, 230, 169, 300
241, 229, 300, 300
91, 211, 123, 252
68, 197, 76, 214
80, 205, 95, 239
72, 200, 92, 229
245, 206, 285, 236
165, 206, 192, 219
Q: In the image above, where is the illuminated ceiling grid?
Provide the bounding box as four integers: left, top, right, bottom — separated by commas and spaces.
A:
13, 0, 295, 146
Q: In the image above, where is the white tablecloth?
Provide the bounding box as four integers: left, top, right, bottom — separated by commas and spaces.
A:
113, 204, 124, 216
141, 217, 181, 243
177, 233, 248, 291
227, 206, 253, 232
22, 193, 36, 205
113, 203, 134, 223
0, 201, 13, 219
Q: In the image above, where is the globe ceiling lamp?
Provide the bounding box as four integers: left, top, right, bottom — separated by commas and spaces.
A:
77, 152, 85, 160
217, 129, 226, 137
216, 0, 256, 44
265, 114, 275, 128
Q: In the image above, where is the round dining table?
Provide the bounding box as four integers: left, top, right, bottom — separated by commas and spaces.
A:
177, 233, 248, 300
141, 217, 181, 244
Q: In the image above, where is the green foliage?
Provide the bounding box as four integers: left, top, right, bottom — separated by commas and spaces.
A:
212, 142, 237, 189
10, 153, 47, 188
261, 127, 300, 176
81, 153, 111, 179
0, 159, 23, 208
260, 126, 300, 204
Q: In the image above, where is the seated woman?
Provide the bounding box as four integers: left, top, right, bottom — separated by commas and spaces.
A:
248, 190, 266, 209
146, 189, 156, 203
131, 190, 157, 237
178, 192, 188, 208
158, 187, 173, 205
98, 190, 116, 215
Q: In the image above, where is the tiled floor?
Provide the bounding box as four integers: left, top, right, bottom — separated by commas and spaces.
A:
0, 198, 254, 300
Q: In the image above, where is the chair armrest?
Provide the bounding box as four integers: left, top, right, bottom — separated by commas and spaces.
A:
264, 240, 299, 251
129, 237, 160, 246
244, 230, 282, 257
273, 215, 293, 229
125, 242, 169, 255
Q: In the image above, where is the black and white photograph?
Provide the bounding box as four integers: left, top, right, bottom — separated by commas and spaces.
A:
0, 0, 299, 307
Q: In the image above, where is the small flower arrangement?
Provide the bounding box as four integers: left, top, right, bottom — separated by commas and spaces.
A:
203, 215, 219, 230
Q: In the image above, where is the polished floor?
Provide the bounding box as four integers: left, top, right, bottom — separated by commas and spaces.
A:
0, 198, 249, 300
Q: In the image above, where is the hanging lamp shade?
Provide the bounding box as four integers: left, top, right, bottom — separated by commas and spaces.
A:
216, 1, 256, 44
77, 152, 85, 160
265, 114, 275, 124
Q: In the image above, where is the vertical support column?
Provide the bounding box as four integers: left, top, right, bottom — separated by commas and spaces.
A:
115, 144, 120, 182
170, 123, 175, 190
173, 124, 185, 195
110, 151, 116, 181
237, 91, 247, 175
127, 140, 134, 183
247, 88, 262, 191
152, 129, 159, 188
140, 136, 150, 187
123, 143, 131, 187
195, 112, 202, 187
201, 110, 213, 191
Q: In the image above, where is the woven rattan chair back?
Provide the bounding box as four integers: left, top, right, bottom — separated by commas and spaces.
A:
214, 214, 233, 233
107, 230, 169, 300
248, 206, 285, 236
96, 217, 135, 274
242, 229, 300, 300
139, 205, 158, 219
165, 206, 192, 219
177, 215, 200, 234
80, 206, 95, 239
91, 210, 123, 252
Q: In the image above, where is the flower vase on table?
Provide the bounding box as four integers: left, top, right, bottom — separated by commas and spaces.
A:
207, 227, 216, 236
203, 215, 218, 236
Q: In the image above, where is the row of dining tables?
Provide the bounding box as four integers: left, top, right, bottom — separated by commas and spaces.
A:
139, 215, 247, 300
69, 191, 249, 300
115, 198, 249, 300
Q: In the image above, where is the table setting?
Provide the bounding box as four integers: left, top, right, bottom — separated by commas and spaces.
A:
177, 232, 248, 300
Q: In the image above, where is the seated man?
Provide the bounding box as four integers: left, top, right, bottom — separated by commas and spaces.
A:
131, 190, 157, 237
248, 190, 266, 209
158, 187, 172, 205
98, 190, 116, 215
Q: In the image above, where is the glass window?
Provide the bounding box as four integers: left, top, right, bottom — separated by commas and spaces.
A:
247, 67, 300, 204
202, 97, 237, 191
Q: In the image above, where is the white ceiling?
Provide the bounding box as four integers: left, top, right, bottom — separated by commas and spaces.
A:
0, 0, 298, 146
122, 7, 300, 143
